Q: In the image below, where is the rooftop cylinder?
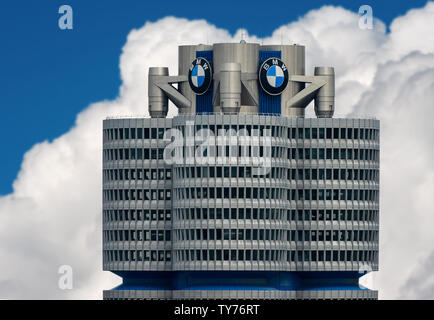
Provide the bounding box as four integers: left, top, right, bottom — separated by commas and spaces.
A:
220, 62, 242, 114
314, 66, 335, 118
148, 67, 169, 118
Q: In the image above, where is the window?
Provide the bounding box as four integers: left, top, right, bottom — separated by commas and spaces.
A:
340, 128, 346, 139
231, 167, 237, 178
224, 250, 229, 261
340, 149, 346, 160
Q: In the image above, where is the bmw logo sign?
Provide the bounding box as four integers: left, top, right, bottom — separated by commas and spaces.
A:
259, 57, 289, 95
188, 57, 213, 95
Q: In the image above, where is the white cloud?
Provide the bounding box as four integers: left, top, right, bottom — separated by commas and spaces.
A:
1, 3, 434, 299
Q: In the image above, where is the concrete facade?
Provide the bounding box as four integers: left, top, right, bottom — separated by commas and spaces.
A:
102, 115, 379, 300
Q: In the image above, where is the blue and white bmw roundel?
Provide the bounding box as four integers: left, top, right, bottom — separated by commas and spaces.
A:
266, 65, 285, 88
259, 57, 289, 95
191, 65, 205, 87
188, 58, 212, 95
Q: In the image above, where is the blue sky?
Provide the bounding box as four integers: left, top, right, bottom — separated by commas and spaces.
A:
0, 0, 429, 194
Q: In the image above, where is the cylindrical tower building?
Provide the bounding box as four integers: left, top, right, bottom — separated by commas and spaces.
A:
102, 42, 380, 300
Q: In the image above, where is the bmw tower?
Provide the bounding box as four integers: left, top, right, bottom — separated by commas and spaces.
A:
102, 42, 379, 300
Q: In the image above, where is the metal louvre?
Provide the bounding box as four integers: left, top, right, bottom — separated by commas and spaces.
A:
258, 50, 281, 115
195, 50, 214, 114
